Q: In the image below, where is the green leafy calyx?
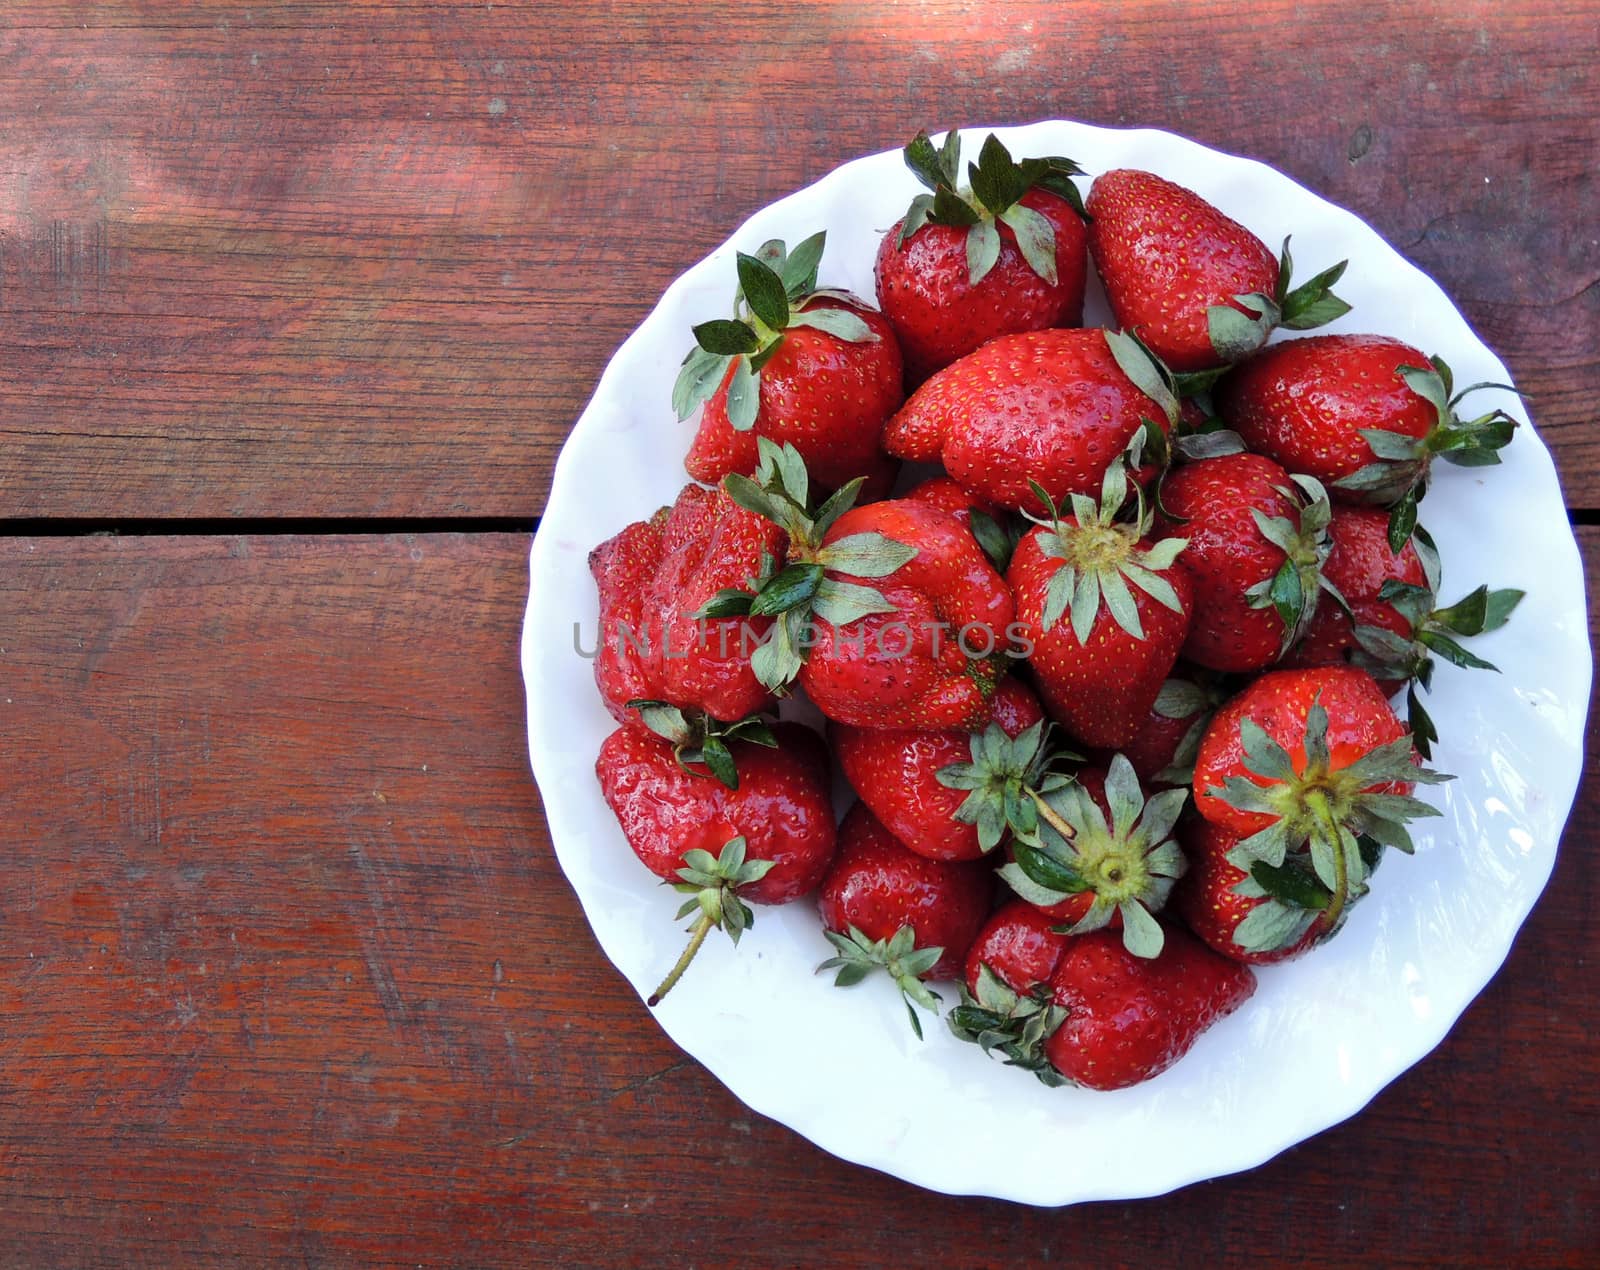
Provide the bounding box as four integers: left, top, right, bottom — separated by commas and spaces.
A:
947, 963, 1070, 1088
1334, 355, 1520, 532
1028, 462, 1189, 647
672, 233, 878, 429
1207, 236, 1352, 363
817, 923, 944, 1040
998, 754, 1189, 959
718, 439, 917, 692
627, 700, 778, 790
1244, 473, 1340, 656
935, 719, 1078, 853
1209, 695, 1452, 950
895, 129, 1086, 287
647, 836, 777, 1005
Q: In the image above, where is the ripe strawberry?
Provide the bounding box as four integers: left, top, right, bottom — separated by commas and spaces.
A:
589, 482, 786, 726
1091, 673, 1228, 787
1086, 168, 1349, 373
875, 130, 1089, 384
1008, 466, 1195, 748
883, 327, 1180, 514
902, 476, 1020, 573
1217, 335, 1518, 547
595, 721, 836, 1002
1280, 509, 1524, 758
1156, 452, 1338, 672
951, 901, 1255, 1090
674, 233, 903, 496
816, 803, 995, 1036
834, 676, 1049, 862
1193, 665, 1449, 950
997, 757, 1189, 959
1175, 817, 1333, 965
715, 439, 1015, 730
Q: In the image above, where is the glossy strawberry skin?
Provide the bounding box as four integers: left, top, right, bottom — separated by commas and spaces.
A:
596, 722, 835, 905
1193, 666, 1413, 838
800, 500, 1016, 730
1217, 334, 1435, 493
589, 484, 787, 724
875, 188, 1088, 385
685, 293, 904, 498
966, 901, 1255, 1090
1007, 524, 1195, 748
1156, 453, 1309, 673
1086, 168, 1278, 373
835, 676, 1044, 862
883, 328, 1170, 514
1091, 683, 1213, 786
1281, 506, 1425, 683
1175, 817, 1327, 965
819, 803, 995, 980
900, 475, 1003, 528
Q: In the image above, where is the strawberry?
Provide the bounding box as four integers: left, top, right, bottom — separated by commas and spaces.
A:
1217, 335, 1518, 548
1281, 510, 1524, 758
589, 482, 786, 727
674, 233, 903, 496
1156, 452, 1338, 672
1192, 665, 1449, 951
902, 476, 1020, 574
1175, 816, 1336, 965
997, 757, 1189, 958
816, 803, 995, 1036
595, 721, 836, 1002
883, 327, 1180, 514
834, 676, 1049, 862
1007, 466, 1195, 748
875, 130, 1089, 384
1093, 673, 1228, 787
950, 901, 1255, 1090
714, 439, 1015, 730
1086, 168, 1349, 373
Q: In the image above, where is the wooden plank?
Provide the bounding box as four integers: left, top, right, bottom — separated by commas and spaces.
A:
0, 529, 1593, 1262
0, 2, 1594, 518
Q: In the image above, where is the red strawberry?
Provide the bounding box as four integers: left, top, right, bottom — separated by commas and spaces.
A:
1091, 673, 1227, 787
884, 327, 1179, 514
903, 476, 1019, 574
951, 901, 1254, 1090
1007, 466, 1195, 748
1192, 665, 1449, 948
1086, 168, 1349, 373
589, 483, 786, 726
834, 676, 1047, 862
1156, 452, 1337, 672
717, 440, 1016, 730
595, 721, 836, 1002
1281, 505, 1427, 682
997, 758, 1188, 959
1280, 509, 1524, 758
874, 130, 1089, 384
1217, 335, 1517, 545
816, 803, 995, 1036
674, 233, 903, 496
1175, 817, 1331, 965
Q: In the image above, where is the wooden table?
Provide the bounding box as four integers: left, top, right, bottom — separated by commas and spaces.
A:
2, 3, 1594, 1263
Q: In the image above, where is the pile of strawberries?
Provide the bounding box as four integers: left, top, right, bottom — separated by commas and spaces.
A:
588, 130, 1524, 1091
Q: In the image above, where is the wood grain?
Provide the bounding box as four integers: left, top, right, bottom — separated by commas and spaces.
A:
0, 530, 1592, 1264
0, 2, 1594, 518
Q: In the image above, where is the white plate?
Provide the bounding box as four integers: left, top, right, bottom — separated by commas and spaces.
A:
521, 121, 1590, 1205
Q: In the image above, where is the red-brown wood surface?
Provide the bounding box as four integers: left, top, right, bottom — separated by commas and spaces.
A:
0, 2, 1595, 1264
0, 1, 1595, 517
0, 531, 1594, 1265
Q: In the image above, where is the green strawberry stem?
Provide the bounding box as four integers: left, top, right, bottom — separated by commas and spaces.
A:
1304, 789, 1350, 934
648, 911, 713, 1006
